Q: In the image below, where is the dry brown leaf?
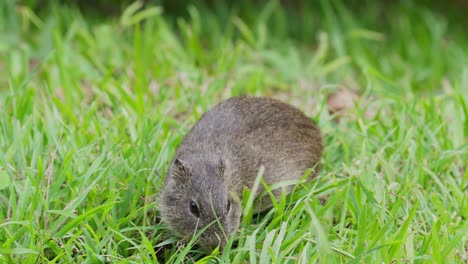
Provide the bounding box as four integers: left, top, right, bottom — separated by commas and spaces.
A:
327, 89, 359, 121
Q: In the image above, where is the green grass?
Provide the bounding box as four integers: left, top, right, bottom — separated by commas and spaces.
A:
0, 0, 467, 263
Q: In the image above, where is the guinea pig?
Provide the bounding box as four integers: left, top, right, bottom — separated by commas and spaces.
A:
159, 96, 322, 250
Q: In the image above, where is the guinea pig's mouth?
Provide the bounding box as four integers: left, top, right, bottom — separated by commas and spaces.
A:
189, 218, 232, 251
197, 231, 228, 251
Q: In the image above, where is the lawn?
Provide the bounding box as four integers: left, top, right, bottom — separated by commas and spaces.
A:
0, 0, 467, 263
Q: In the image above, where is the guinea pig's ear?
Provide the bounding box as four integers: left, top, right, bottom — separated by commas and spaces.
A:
172, 158, 191, 180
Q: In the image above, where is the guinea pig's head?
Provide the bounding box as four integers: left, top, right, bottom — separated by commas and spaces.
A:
159, 156, 241, 250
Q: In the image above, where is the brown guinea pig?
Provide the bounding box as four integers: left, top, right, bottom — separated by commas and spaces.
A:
159, 96, 322, 250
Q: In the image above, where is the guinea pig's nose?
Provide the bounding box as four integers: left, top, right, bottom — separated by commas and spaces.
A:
213, 232, 228, 249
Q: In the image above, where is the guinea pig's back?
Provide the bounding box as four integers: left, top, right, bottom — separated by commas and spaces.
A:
184, 96, 318, 139
180, 96, 322, 173
229, 96, 322, 182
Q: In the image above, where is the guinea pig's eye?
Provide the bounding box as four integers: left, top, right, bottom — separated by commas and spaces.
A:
189, 200, 200, 218
227, 200, 231, 212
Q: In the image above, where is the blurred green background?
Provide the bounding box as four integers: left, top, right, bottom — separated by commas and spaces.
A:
0, 0, 467, 263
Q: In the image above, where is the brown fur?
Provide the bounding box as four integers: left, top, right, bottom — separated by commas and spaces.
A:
159, 96, 323, 250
